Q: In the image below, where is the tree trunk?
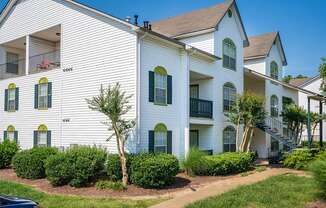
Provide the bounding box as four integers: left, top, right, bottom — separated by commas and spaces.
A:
246, 127, 254, 152
236, 117, 241, 151
240, 125, 250, 152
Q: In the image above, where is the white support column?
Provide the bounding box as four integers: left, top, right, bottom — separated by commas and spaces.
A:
184, 49, 190, 158
25, 35, 30, 75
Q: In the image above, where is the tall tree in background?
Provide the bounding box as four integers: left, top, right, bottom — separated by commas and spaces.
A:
227, 92, 266, 152
319, 57, 326, 95
87, 83, 135, 186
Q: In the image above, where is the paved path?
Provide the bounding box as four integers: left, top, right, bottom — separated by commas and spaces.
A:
150, 168, 306, 208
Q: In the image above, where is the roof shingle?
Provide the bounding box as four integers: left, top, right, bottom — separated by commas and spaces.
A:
244, 32, 278, 60
151, 1, 233, 37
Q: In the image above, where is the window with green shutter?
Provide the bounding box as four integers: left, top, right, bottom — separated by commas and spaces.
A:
149, 66, 172, 105
35, 77, 52, 110
4, 125, 18, 143
149, 123, 172, 154
34, 124, 51, 147
5, 83, 19, 112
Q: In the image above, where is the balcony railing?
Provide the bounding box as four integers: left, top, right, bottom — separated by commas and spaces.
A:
0, 59, 26, 80
190, 98, 213, 119
29, 50, 60, 74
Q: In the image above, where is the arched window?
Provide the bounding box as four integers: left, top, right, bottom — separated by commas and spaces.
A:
270, 61, 279, 80
4, 125, 18, 142
154, 66, 167, 105
5, 83, 18, 112
36, 77, 52, 109
223, 126, 236, 152
154, 123, 168, 153
223, 38, 236, 70
34, 124, 51, 147
223, 82, 236, 112
270, 95, 279, 117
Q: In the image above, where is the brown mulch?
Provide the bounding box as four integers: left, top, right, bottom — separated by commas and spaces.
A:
306, 201, 326, 208
0, 168, 238, 199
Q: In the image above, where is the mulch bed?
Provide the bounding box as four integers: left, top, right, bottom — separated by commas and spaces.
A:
0, 168, 237, 199
306, 201, 326, 208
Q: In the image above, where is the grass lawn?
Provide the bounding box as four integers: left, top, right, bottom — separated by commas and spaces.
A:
187, 175, 322, 208
0, 180, 161, 208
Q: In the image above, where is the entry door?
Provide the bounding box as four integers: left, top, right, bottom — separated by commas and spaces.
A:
190, 130, 199, 148
190, 85, 199, 99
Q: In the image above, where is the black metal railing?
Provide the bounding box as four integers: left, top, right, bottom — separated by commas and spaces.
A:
0, 59, 26, 80
29, 50, 60, 74
190, 98, 213, 119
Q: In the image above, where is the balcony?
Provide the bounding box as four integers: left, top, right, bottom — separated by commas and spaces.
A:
29, 50, 60, 74
190, 98, 213, 119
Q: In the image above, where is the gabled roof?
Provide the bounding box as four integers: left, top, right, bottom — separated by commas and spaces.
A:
289, 75, 320, 87
244, 32, 287, 66
151, 0, 249, 46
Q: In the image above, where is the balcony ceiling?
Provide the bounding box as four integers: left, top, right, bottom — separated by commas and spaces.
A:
31, 25, 61, 42
3, 37, 25, 50
190, 71, 213, 82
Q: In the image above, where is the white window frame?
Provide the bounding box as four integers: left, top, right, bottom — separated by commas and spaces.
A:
223, 38, 236, 70
8, 88, 15, 111
7, 131, 15, 141
270, 95, 279, 117
37, 131, 47, 147
154, 131, 167, 153
38, 83, 48, 109
223, 83, 236, 112
154, 72, 167, 105
223, 126, 236, 152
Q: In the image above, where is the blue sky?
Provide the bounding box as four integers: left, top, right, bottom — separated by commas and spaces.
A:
0, 0, 325, 77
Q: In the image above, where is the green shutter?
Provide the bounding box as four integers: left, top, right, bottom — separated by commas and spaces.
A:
15, 88, 19, 111
167, 75, 172, 104
48, 82, 52, 108
47, 131, 51, 147
33, 131, 38, 147
167, 131, 172, 154
148, 130, 154, 153
4, 89, 8, 111
3, 131, 7, 141
149, 71, 154, 102
14, 131, 18, 143
34, 84, 38, 109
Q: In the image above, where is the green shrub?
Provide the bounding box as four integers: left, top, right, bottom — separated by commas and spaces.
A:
204, 152, 254, 176
284, 149, 314, 170
44, 146, 107, 187
182, 148, 209, 176
130, 153, 179, 188
0, 140, 19, 169
106, 154, 132, 181
12, 147, 58, 179
95, 180, 126, 191
44, 153, 73, 186
310, 159, 326, 198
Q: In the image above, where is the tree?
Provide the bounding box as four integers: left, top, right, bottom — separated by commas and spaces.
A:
283, 75, 292, 83
319, 57, 326, 95
310, 112, 326, 142
227, 92, 266, 152
86, 83, 135, 186
281, 104, 307, 144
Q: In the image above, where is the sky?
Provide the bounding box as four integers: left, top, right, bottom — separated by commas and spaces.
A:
0, 0, 325, 77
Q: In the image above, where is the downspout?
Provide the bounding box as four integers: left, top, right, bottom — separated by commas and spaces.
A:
136, 31, 148, 148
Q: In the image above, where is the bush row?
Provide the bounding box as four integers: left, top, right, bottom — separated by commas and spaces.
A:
283, 149, 324, 170
182, 148, 255, 176
0, 140, 19, 169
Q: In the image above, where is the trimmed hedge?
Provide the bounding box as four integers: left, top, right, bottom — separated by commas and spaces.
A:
106, 154, 132, 181
283, 149, 315, 170
12, 147, 58, 179
0, 140, 19, 169
130, 153, 179, 188
182, 148, 209, 176
204, 152, 255, 176
45, 146, 107, 187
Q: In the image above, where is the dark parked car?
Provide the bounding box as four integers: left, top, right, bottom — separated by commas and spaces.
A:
0, 195, 38, 208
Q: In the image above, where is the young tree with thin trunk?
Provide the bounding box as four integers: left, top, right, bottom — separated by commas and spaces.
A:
227, 92, 265, 152
86, 83, 135, 186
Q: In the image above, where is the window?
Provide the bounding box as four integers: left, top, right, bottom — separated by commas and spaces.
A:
154, 123, 167, 153
270, 95, 279, 117
190, 85, 199, 99
6, 52, 19, 74
190, 130, 199, 148
4, 125, 17, 142
5, 83, 18, 112
270, 61, 279, 80
223, 82, 236, 112
223, 126, 236, 152
34, 124, 51, 147
154, 67, 167, 105
35, 77, 52, 109
223, 38, 236, 70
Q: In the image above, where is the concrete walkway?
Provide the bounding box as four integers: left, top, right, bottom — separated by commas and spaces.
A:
150, 168, 306, 208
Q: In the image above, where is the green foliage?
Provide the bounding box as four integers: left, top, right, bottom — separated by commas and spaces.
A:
283, 149, 314, 170
95, 180, 126, 191
182, 148, 209, 176
204, 152, 255, 176
44, 146, 107, 187
130, 153, 179, 188
106, 154, 132, 181
319, 57, 326, 95
255, 166, 267, 172
12, 147, 58, 179
0, 140, 19, 169
310, 159, 326, 198
283, 74, 308, 83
